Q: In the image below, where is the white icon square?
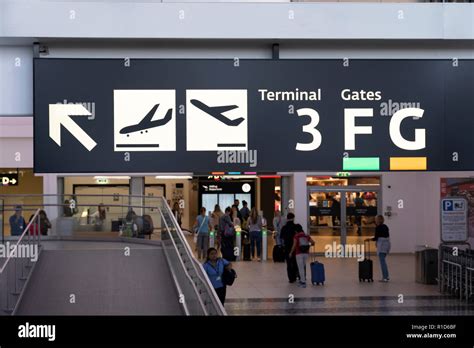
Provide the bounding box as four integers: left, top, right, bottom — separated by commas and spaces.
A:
114, 90, 176, 152
186, 89, 248, 151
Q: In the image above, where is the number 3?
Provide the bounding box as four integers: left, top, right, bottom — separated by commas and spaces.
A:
296, 108, 322, 151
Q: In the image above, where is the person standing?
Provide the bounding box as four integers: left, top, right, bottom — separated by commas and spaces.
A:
233, 199, 243, 222
290, 224, 315, 288
172, 202, 183, 228
248, 207, 263, 261
354, 192, 364, 236
193, 207, 212, 260
211, 204, 224, 251
239, 200, 250, 222
272, 210, 283, 245
331, 196, 340, 229
219, 207, 235, 260
280, 213, 299, 283
9, 205, 26, 236
231, 205, 241, 227
368, 215, 391, 282
203, 248, 232, 305
39, 210, 52, 236
28, 214, 40, 236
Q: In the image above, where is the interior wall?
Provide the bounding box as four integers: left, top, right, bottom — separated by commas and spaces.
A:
381, 171, 474, 252
145, 177, 193, 229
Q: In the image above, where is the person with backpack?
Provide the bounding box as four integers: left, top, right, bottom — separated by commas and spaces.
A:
193, 207, 213, 260
280, 213, 299, 283
122, 210, 138, 238
290, 224, 315, 288
248, 207, 263, 261
141, 214, 154, 239
219, 207, 235, 261
203, 247, 233, 305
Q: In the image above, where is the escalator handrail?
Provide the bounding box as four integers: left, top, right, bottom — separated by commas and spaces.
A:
158, 208, 208, 315
159, 197, 226, 315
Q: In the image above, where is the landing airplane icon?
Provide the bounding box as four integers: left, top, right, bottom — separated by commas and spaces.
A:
119, 104, 172, 135
190, 99, 244, 126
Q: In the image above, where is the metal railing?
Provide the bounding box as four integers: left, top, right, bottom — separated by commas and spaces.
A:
0, 209, 42, 315
0, 193, 225, 315
158, 197, 226, 315
439, 244, 474, 302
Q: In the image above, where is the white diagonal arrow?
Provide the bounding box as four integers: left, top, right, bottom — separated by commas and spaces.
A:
49, 104, 97, 151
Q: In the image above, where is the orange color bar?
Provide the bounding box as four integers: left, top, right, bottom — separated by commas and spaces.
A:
390, 157, 427, 170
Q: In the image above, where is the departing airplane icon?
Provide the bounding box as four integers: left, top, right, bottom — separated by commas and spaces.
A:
119, 104, 172, 135
190, 99, 244, 126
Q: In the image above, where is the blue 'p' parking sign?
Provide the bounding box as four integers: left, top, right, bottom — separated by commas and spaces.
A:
441, 197, 468, 242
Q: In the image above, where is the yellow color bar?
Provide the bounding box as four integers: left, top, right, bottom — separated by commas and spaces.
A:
390, 157, 427, 170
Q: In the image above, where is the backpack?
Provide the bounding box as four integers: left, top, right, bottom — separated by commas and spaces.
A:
122, 221, 135, 238
222, 267, 237, 286
298, 235, 310, 253
141, 215, 154, 235
224, 223, 235, 237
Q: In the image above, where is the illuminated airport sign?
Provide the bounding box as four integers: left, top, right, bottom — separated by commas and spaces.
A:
34, 59, 474, 173
1, 174, 18, 186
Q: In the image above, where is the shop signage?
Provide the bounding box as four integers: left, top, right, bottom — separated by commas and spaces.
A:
441, 197, 468, 242
34, 59, 474, 173
1, 174, 19, 186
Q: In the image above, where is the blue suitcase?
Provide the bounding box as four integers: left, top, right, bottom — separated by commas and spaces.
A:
311, 261, 325, 285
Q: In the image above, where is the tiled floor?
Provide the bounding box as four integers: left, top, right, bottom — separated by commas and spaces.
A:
222, 255, 474, 315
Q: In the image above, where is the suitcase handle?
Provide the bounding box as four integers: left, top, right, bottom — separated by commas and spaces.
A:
311, 244, 317, 263
364, 239, 371, 259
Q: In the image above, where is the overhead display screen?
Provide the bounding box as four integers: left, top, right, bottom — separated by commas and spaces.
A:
33, 59, 474, 173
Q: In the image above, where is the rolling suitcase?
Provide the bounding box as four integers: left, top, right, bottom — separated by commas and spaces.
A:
359, 240, 373, 282
310, 247, 325, 285
273, 245, 285, 262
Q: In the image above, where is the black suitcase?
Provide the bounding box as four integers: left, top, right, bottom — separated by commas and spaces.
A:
273, 245, 285, 262
359, 240, 373, 282
243, 243, 251, 261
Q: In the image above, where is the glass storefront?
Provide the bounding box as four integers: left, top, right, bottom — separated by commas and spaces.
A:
307, 176, 381, 253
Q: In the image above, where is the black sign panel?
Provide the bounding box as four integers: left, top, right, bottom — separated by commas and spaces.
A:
34, 59, 474, 173
1, 174, 19, 186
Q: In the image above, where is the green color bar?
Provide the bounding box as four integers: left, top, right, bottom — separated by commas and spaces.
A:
343, 157, 380, 171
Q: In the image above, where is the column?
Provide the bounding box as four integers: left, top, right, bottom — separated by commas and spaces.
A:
42, 174, 61, 236
129, 177, 145, 216
291, 172, 308, 233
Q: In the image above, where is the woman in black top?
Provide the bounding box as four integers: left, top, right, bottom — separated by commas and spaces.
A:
368, 215, 391, 282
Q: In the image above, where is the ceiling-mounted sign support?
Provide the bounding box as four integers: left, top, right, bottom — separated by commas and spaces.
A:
272, 44, 280, 60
